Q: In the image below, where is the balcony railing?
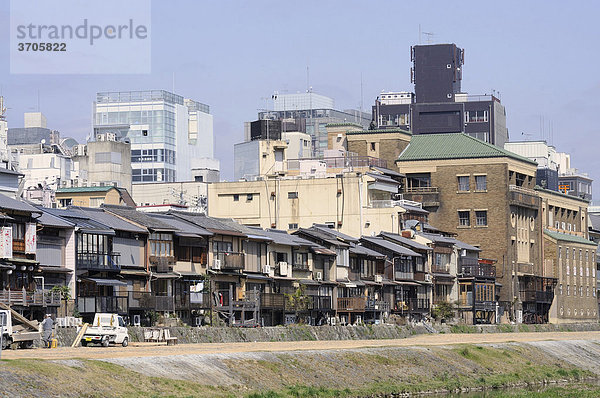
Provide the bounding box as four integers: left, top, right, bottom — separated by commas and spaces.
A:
259, 293, 332, 311
77, 295, 128, 314
402, 187, 440, 207
175, 293, 211, 310
394, 298, 430, 313
337, 297, 366, 312
0, 289, 61, 307
77, 252, 121, 271
395, 271, 414, 280
509, 185, 540, 209
460, 263, 496, 278
431, 264, 450, 274
292, 263, 310, 271
517, 263, 534, 275
287, 156, 387, 171
369, 199, 423, 209
149, 256, 175, 273
214, 252, 244, 270
520, 290, 553, 304
365, 297, 390, 312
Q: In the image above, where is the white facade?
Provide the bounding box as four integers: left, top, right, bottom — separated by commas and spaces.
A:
16, 152, 72, 190
378, 91, 415, 105
94, 90, 216, 183
24, 112, 47, 128
505, 141, 573, 174
282, 131, 312, 159
272, 92, 334, 111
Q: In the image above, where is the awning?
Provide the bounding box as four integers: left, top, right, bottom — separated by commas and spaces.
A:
272, 276, 297, 282
7, 258, 39, 265
119, 269, 149, 277
81, 277, 126, 286
394, 281, 421, 286
434, 279, 455, 286
299, 279, 320, 285
311, 247, 337, 256
0, 263, 15, 270
176, 271, 204, 279
152, 273, 180, 279
38, 266, 72, 273
363, 280, 383, 286
174, 231, 204, 238
245, 273, 273, 281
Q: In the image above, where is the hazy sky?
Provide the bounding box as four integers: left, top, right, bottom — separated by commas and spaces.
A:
1, 0, 599, 194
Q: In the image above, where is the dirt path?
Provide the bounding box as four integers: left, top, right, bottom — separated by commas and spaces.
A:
3, 330, 599, 361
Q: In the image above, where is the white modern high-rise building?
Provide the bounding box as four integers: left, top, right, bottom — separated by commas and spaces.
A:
93, 90, 216, 183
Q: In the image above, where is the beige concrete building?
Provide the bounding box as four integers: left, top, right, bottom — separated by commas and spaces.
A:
207, 170, 422, 237
538, 188, 598, 323
72, 133, 132, 192
131, 181, 208, 212
55, 186, 134, 208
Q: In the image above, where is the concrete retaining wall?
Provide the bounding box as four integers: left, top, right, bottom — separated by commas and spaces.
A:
52, 321, 600, 347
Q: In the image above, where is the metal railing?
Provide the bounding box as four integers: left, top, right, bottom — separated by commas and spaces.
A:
214, 252, 245, 270
460, 263, 496, 278
369, 199, 423, 209
287, 155, 387, 171
404, 186, 439, 193
520, 290, 553, 303
365, 298, 390, 312
508, 185, 540, 208
394, 298, 430, 313
77, 252, 121, 271
337, 297, 366, 312
77, 295, 128, 314
431, 264, 450, 274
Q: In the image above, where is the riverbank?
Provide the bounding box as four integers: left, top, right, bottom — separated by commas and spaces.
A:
51, 321, 600, 347
2, 337, 600, 397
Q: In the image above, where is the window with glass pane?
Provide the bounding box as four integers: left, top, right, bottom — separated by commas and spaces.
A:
475, 211, 488, 226
458, 211, 470, 226
458, 176, 470, 191
475, 175, 487, 191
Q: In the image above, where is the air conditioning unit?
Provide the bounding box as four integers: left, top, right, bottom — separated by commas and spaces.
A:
262, 264, 271, 274
212, 259, 222, 270
132, 314, 141, 327
425, 274, 432, 282
279, 261, 288, 276
374, 275, 383, 283
315, 271, 323, 281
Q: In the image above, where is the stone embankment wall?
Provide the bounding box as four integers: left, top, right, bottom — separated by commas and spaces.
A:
51, 322, 600, 347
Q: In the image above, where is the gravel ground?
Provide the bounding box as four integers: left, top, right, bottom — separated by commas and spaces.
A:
2, 330, 599, 361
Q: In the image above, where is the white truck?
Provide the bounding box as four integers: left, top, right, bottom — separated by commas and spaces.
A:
81, 313, 129, 347
0, 306, 41, 350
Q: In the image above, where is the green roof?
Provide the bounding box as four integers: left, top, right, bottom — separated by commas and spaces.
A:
544, 230, 597, 246
396, 133, 537, 165
325, 122, 364, 128
56, 186, 116, 193
346, 128, 411, 136
534, 186, 590, 204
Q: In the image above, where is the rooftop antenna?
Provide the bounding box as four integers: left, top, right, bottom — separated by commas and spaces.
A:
360, 72, 363, 118
0, 97, 6, 121
422, 31, 434, 44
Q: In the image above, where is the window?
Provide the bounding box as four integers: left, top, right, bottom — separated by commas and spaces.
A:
567, 285, 570, 296
247, 194, 253, 201
458, 211, 470, 227
580, 286, 583, 297
574, 265, 576, 276
475, 175, 487, 191
370, 142, 376, 151
288, 223, 298, 230
288, 192, 298, 199
559, 246, 562, 259
233, 194, 239, 201
559, 284, 563, 295
465, 110, 488, 123
213, 241, 233, 253
150, 233, 173, 257
475, 211, 488, 226
457, 176, 470, 191
567, 265, 570, 275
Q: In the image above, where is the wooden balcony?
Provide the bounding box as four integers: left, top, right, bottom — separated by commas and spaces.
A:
365, 298, 390, 312
0, 289, 61, 307
460, 262, 496, 278
78, 252, 121, 271
394, 298, 430, 314
337, 297, 366, 312
520, 290, 553, 304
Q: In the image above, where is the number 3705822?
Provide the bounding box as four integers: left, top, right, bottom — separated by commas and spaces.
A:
17, 43, 66, 51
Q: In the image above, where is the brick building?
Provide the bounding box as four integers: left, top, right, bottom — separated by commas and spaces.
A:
396, 133, 550, 322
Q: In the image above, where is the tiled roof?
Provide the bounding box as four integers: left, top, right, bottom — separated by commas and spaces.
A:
397, 133, 537, 165
544, 230, 597, 246
378, 232, 432, 251
72, 207, 147, 234
169, 212, 246, 236
360, 236, 421, 257
312, 225, 359, 243
43, 208, 114, 234
249, 228, 312, 247
102, 205, 175, 231
35, 207, 75, 228
147, 214, 212, 237
0, 195, 41, 214
349, 243, 386, 258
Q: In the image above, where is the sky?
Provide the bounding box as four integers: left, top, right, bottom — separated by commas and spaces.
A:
1, 0, 600, 195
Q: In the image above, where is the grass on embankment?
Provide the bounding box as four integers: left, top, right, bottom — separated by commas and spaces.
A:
0, 343, 597, 397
